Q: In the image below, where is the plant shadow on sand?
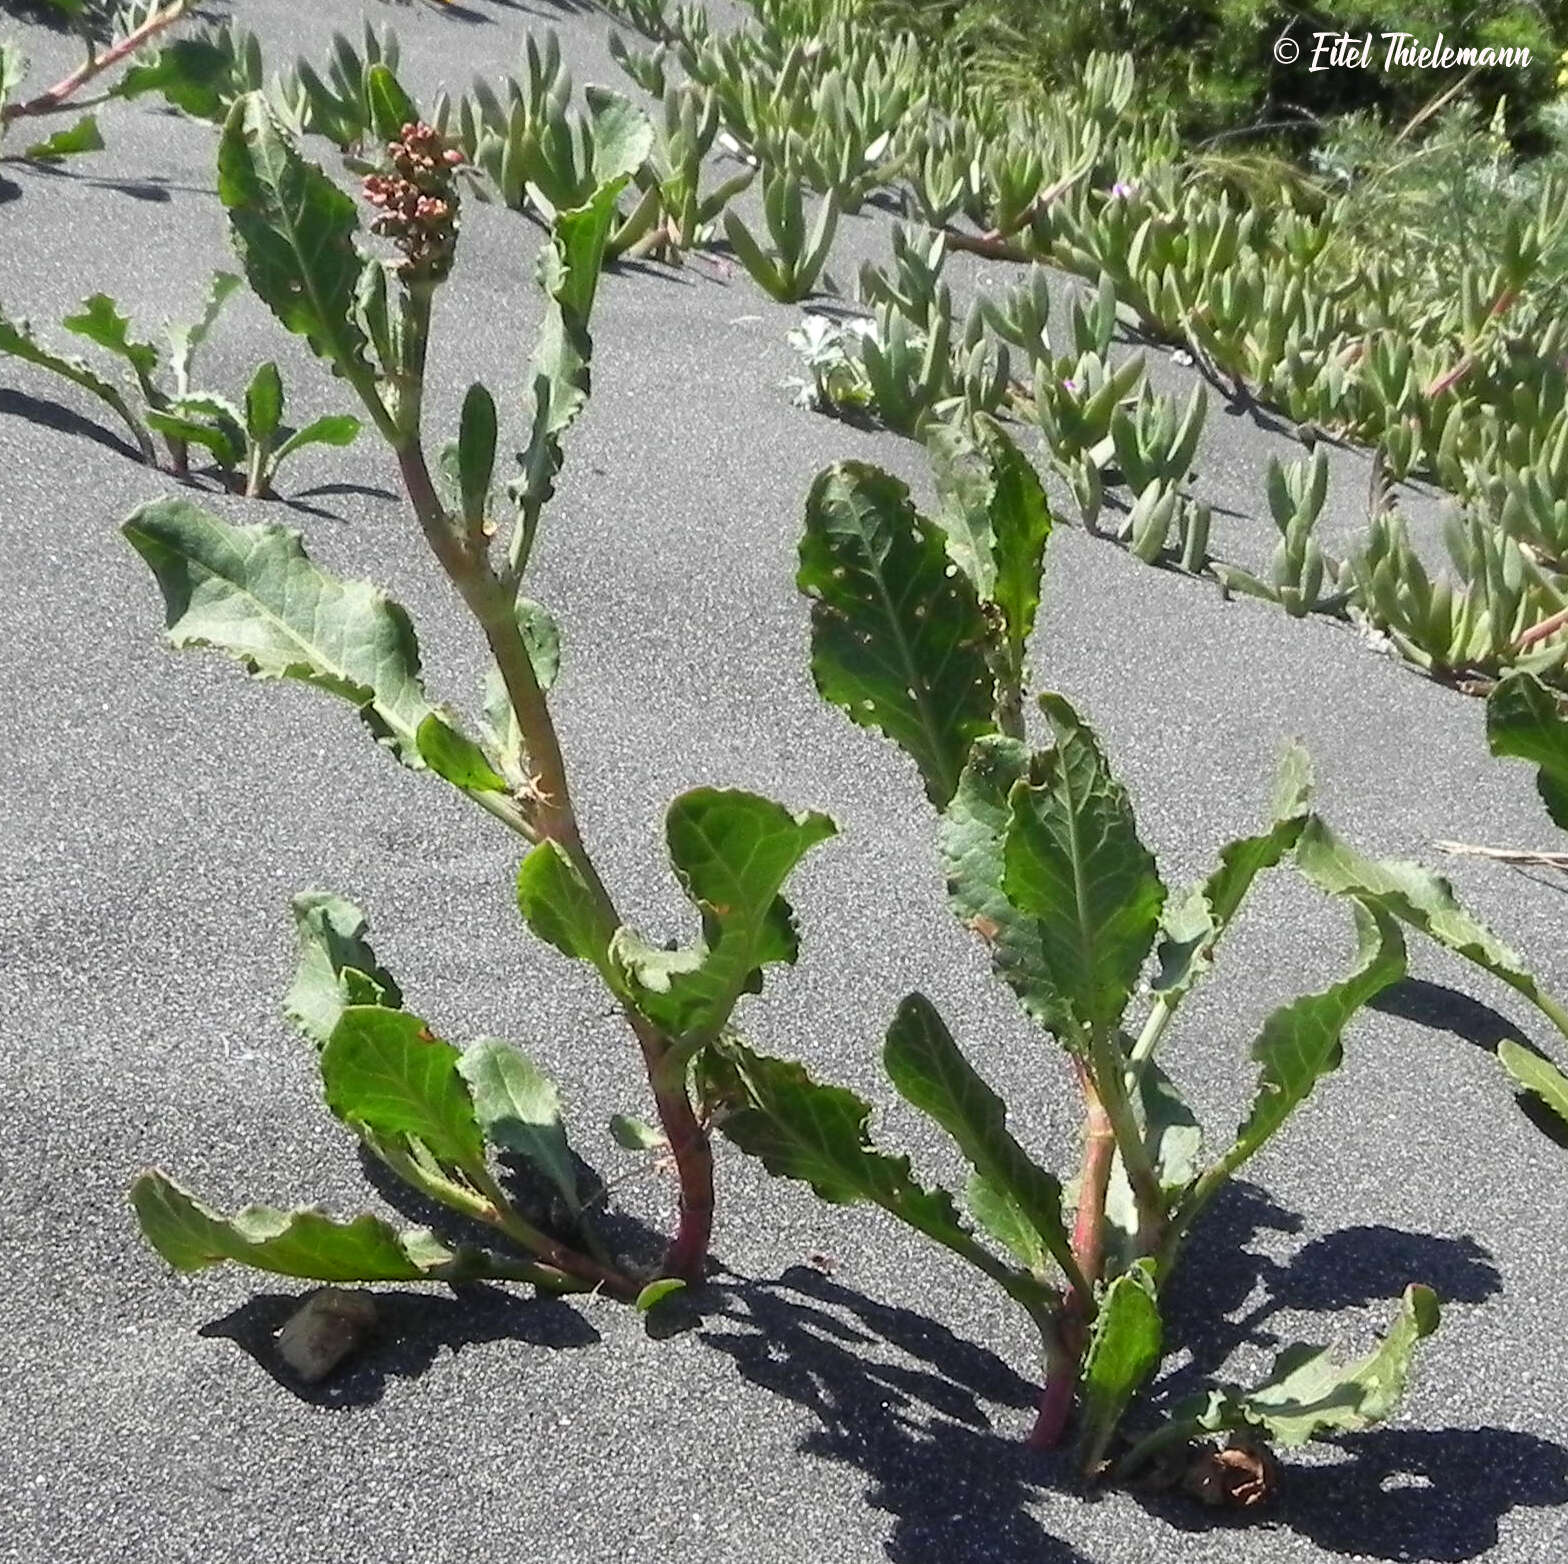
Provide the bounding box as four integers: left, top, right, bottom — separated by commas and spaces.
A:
194, 1162, 1567, 1562
700, 1180, 1568, 1563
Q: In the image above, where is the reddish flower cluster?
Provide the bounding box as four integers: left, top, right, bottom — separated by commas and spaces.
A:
363, 122, 465, 281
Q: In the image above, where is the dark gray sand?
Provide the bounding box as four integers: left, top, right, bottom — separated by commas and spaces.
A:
2, 4, 1565, 1560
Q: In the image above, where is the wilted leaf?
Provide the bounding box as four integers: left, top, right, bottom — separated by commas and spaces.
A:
1295, 815, 1565, 1038
285, 890, 403, 1049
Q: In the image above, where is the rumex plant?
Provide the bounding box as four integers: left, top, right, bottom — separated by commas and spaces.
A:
698, 426, 1443, 1486
126, 79, 834, 1299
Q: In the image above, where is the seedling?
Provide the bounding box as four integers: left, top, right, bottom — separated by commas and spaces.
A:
0, 275, 359, 495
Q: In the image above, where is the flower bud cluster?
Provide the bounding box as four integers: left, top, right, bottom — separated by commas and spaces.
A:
363, 122, 465, 281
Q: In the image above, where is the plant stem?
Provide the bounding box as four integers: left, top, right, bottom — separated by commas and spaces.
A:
1029, 1061, 1113, 1450
0, 0, 190, 125
1088, 1027, 1164, 1244
473, 1170, 640, 1301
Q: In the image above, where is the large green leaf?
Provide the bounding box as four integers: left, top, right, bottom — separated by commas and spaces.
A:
610, 790, 836, 1051
799, 461, 996, 809
217, 93, 373, 382
122, 497, 434, 765
1153, 742, 1313, 1008
132, 1169, 477, 1281
285, 891, 403, 1049
1205, 898, 1405, 1189
1076, 1261, 1163, 1473
927, 421, 1051, 676
321, 1008, 487, 1180
1294, 814, 1566, 1038
882, 993, 1077, 1281
1002, 695, 1166, 1038
1498, 1039, 1568, 1129
1486, 672, 1568, 833
457, 1038, 581, 1211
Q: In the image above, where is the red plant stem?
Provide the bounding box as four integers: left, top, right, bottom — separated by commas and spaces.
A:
0, 1, 189, 125
1517, 605, 1568, 651
1029, 1062, 1115, 1448
650, 1064, 715, 1282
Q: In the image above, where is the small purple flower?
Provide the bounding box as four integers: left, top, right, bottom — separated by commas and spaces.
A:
1109, 180, 1137, 200
1062, 377, 1080, 394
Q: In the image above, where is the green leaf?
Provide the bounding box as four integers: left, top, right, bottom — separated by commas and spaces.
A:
1104, 1061, 1202, 1263
882, 993, 1077, 1282
1294, 814, 1567, 1037
939, 734, 1062, 1025
122, 497, 435, 766
1208, 898, 1405, 1189
365, 63, 418, 145
60, 293, 160, 382
515, 840, 619, 990
1077, 1260, 1163, 1473
457, 381, 498, 525
0, 310, 151, 459
1153, 741, 1313, 1008
278, 410, 362, 457
584, 85, 656, 184
610, 790, 836, 1051
1498, 1039, 1568, 1129
1486, 672, 1568, 833
702, 1039, 987, 1260
217, 93, 373, 383
509, 175, 630, 544
636, 1277, 686, 1312
244, 360, 284, 444
322, 1007, 488, 1179
415, 713, 508, 792
1200, 1284, 1440, 1448
928, 421, 1052, 675
966, 1171, 1050, 1273
457, 1038, 580, 1211
21, 114, 103, 162
285, 890, 403, 1049
168, 272, 242, 395
610, 1113, 664, 1151
798, 461, 996, 809
116, 38, 239, 123
1002, 695, 1165, 1038
483, 600, 562, 774
132, 1169, 473, 1281
144, 406, 245, 470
